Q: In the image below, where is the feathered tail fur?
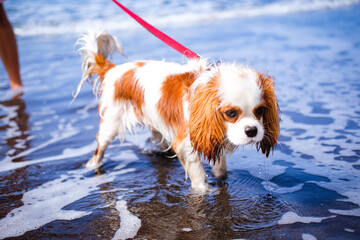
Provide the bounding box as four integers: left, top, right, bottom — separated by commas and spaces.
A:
73, 30, 127, 99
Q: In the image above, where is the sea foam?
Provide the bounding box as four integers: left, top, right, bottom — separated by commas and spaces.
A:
0, 164, 136, 239
112, 197, 142, 240
6, 0, 360, 36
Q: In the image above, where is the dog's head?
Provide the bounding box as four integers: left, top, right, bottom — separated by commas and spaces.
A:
189, 64, 280, 162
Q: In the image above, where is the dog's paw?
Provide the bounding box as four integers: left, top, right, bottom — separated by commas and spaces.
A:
85, 157, 102, 169
191, 182, 211, 194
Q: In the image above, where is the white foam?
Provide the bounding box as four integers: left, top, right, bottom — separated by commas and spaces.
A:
278, 211, 335, 225
0, 172, 92, 239
112, 197, 141, 240
0, 163, 135, 239
99, 187, 128, 194
8, 0, 360, 36
329, 208, 360, 217
302, 233, 317, 240
182, 228, 192, 232
0, 140, 97, 173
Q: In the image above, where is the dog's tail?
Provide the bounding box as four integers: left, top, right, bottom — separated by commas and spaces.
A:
73, 29, 128, 100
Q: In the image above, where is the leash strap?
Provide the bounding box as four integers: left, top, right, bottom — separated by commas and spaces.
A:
112, 0, 200, 60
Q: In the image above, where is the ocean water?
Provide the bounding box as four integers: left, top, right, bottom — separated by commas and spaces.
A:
1, 0, 360, 239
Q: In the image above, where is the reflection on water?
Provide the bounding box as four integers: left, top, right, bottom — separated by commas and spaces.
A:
0, 92, 31, 222
0, 92, 30, 162
119, 153, 291, 239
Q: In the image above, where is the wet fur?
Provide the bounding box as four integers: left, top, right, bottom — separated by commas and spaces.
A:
75, 30, 280, 192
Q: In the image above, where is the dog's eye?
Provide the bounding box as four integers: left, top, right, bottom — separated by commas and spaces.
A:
255, 106, 266, 117
225, 110, 238, 118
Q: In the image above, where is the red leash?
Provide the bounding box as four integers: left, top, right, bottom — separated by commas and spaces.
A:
112, 0, 200, 60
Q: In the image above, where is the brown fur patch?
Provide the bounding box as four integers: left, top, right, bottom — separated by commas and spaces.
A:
256, 73, 280, 157
136, 62, 145, 68
189, 76, 226, 163
90, 53, 115, 83
94, 144, 100, 156
113, 63, 145, 118
157, 72, 197, 130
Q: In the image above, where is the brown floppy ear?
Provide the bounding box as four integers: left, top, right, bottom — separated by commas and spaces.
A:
189, 77, 226, 163
256, 74, 280, 157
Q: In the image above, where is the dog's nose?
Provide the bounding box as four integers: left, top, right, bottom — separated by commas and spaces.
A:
245, 126, 258, 138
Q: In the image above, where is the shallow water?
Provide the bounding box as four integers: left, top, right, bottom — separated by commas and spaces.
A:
1, 1, 360, 239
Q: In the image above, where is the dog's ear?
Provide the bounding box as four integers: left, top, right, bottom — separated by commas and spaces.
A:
189, 76, 226, 163
256, 74, 280, 157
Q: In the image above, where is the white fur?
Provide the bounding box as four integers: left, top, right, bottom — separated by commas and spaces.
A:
100, 63, 140, 137
226, 117, 264, 145
218, 64, 261, 110
216, 64, 264, 146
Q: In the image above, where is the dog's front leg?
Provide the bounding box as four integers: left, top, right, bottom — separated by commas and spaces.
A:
174, 136, 210, 192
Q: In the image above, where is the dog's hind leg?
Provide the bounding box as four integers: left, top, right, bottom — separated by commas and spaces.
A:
86, 117, 119, 168
212, 151, 227, 179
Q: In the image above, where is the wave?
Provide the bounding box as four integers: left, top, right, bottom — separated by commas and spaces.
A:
8, 0, 360, 36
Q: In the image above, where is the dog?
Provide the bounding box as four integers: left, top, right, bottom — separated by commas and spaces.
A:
74, 30, 280, 192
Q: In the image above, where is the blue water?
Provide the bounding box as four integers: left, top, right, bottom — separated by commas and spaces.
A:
1, 0, 360, 239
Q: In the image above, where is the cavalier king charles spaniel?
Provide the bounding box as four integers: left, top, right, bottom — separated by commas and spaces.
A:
75, 30, 280, 192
